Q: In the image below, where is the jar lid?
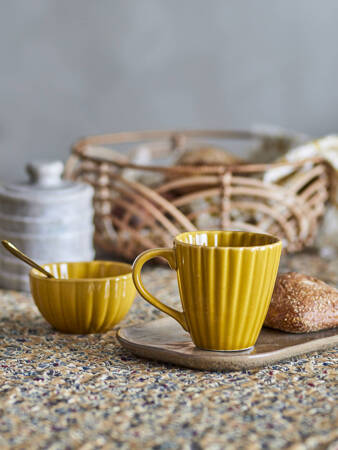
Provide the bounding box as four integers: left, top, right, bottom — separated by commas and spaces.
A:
0, 161, 93, 201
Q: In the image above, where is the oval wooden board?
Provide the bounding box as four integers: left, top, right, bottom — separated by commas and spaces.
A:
117, 317, 338, 371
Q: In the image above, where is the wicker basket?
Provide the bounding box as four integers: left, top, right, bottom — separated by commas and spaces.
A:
64, 130, 331, 259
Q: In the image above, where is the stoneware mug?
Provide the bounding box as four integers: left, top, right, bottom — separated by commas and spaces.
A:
132, 230, 282, 351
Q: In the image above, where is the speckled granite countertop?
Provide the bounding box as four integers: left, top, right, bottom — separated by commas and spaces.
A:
0, 251, 337, 449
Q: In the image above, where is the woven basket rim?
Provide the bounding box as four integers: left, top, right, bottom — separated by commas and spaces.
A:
71, 128, 326, 174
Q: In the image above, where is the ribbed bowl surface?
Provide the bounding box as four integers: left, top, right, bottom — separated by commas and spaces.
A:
30, 261, 136, 334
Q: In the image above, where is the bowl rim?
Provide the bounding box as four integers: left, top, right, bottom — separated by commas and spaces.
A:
29, 260, 133, 282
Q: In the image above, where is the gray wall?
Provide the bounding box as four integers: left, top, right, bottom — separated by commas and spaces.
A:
1, 0, 338, 182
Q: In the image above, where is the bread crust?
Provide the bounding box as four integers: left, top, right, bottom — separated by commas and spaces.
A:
264, 272, 338, 333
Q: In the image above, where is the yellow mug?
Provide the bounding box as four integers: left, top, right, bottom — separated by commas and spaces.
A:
133, 230, 282, 351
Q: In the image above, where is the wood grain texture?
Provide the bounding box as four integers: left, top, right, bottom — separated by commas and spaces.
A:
117, 317, 338, 371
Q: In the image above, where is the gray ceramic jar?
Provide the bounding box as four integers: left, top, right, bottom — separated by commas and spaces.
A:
0, 161, 95, 291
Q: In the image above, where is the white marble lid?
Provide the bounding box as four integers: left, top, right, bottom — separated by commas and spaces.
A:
0, 161, 93, 200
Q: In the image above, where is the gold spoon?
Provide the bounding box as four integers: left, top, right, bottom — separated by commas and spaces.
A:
1, 240, 55, 279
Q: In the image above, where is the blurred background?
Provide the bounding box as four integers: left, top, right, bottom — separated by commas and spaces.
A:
1, 0, 338, 182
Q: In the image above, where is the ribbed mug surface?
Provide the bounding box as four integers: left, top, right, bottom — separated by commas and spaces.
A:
133, 230, 282, 351
175, 231, 282, 350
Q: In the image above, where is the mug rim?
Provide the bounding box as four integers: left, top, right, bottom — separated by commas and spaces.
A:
29, 260, 133, 282
174, 230, 282, 250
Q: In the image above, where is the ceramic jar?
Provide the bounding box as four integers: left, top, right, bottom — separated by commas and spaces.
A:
0, 161, 95, 291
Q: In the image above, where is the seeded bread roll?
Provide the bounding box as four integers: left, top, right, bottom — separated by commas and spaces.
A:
264, 272, 338, 333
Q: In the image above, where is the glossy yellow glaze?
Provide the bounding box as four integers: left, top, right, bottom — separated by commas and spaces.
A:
30, 261, 136, 334
133, 231, 282, 351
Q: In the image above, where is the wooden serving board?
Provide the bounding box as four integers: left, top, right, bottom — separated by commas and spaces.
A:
117, 317, 338, 371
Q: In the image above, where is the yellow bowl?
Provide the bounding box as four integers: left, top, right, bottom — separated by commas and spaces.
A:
29, 261, 136, 334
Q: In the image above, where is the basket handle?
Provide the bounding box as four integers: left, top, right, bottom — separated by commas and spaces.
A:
132, 248, 188, 331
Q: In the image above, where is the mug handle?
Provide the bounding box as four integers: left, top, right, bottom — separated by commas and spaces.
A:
132, 248, 188, 331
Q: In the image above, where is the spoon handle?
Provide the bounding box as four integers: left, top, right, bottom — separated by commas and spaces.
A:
1, 240, 55, 279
